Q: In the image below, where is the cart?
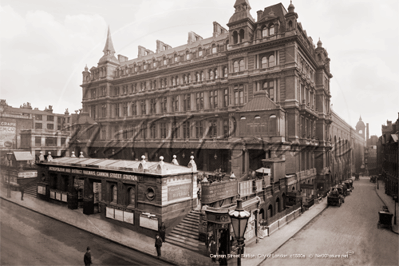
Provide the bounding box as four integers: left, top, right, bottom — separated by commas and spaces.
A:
378, 210, 393, 230
327, 189, 342, 207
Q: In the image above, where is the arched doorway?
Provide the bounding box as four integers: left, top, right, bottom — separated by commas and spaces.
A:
267, 204, 273, 218
282, 193, 286, 210
259, 208, 265, 220
275, 198, 280, 213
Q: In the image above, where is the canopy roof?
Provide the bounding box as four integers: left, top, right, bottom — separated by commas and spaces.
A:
13, 151, 34, 161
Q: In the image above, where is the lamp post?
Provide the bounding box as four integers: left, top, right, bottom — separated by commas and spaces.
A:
229, 199, 250, 266
6, 151, 13, 198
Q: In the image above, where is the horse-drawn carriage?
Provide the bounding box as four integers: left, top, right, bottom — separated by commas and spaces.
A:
327, 187, 344, 207
370, 176, 378, 183
343, 180, 354, 195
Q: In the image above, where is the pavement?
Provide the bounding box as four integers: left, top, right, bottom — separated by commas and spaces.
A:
1, 183, 331, 266
374, 178, 399, 233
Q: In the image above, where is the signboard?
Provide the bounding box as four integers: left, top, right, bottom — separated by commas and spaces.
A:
124, 211, 134, 224
0, 121, 16, 148
38, 185, 46, 195
202, 180, 238, 204
140, 215, 158, 231
18, 171, 37, 178
61, 193, 67, 202
48, 167, 139, 182
106, 207, 115, 218
56, 192, 61, 201
168, 183, 191, 201
115, 209, 124, 221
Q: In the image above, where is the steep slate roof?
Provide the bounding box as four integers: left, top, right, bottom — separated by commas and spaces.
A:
258, 3, 287, 23
120, 32, 229, 66
239, 91, 278, 112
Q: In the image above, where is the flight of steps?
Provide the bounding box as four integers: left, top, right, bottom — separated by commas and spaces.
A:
167, 210, 206, 254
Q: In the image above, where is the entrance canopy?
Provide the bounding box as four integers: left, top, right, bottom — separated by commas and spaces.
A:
13, 151, 34, 161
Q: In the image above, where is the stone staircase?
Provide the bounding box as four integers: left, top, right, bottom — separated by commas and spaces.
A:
166, 210, 206, 254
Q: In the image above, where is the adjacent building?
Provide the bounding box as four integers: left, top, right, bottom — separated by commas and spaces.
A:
377, 113, 398, 199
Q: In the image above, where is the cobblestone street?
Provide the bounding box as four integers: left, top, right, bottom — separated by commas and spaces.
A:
260, 177, 398, 266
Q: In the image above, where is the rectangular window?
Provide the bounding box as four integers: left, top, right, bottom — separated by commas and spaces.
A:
208, 120, 217, 138
160, 122, 167, 138
47, 115, 54, 121
161, 97, 167, 113
141, 123, 146, 139
183, 121, 190, 139
150, 99, 156, 114
172, 121, 179, 139
223, 120, 229, 137
114, 86, 120, 96
196, 92, 204, 110
223, 89, 229, 107
115, 103, 120, 117
35, 137, 41, 146
183, 94, 191, 111
209, 90, 218, 109
102, 87, 106, 97
45, 137, 56, 146
131, 102, 137, 116
101, 104, 107, 118
141, 101, 146, 115
47, 123, 54, 130
150, 123, 156, 139
35, 123, 42, 129
234, 85, 244, 105
91, 105, 96, 119
91, 89, 96, 99
172, 96, 179, 112
196, 120, 204, 138
35, 114, 42, 120
61, 138, 66, 145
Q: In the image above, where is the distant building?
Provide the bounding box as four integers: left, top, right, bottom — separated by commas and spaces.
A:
377, 113, 398, 199
0, 99, 72, 158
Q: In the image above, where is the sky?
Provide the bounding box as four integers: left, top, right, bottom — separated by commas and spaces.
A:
0, 0, 398, 137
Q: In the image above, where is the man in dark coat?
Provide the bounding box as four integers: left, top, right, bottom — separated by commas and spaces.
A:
20, 186, 24, 201
155, 234, 162, 257
84, 247, 92, 266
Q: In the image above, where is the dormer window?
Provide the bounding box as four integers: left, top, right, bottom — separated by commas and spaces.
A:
153, 61, 157, 67
163, 59, 168, 65
143, 64, 147, 70
262, 27, 268, 37
269, 25, 275, 35
198, 49, 203, 57
212, 45, 217, 54
186, 53, 191, 60
174, 54, 179, 62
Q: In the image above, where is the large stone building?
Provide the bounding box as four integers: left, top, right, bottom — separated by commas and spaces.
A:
78, 0, 365, 205
377, 113, 398, 199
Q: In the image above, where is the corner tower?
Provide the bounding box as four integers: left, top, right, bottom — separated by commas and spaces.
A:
227, 0, 255, 46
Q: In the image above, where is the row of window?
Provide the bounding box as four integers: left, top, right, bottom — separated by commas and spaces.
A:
90, 88, 240, 119
34, 137, 66, 146
105, 119, 230, 141
114, 44, 223, 77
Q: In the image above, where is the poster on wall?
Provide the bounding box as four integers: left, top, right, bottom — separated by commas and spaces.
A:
106, 207, 114, 219
140, 215, 158, 231
115, 209, 124, 221
0, 120, 16, 148
124, 211, 134, 224
168, 183, 191, 201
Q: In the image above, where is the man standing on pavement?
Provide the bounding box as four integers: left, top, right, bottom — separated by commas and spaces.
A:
84, 246, 92, 266
155, 234, 162, 257
20, 186, 24, 201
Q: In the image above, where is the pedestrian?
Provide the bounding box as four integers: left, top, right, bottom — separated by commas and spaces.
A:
84, 246, 92, 266
209, 237, 217, 263
20, 186, 24, 201
219, 251, 228, 266
158, 222, 166, 242
155, 234, 162, 257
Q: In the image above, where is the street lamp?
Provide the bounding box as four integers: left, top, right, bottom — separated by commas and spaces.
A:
6, 151, 13, 198
229, 199, 250, 266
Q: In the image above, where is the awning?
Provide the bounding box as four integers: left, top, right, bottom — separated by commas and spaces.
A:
13, 151, 34, 161
256, 167, 271, 174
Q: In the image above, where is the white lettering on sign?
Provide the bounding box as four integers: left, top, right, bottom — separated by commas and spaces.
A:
96, 172, 109, 177
83, 170, 96, 176
123, 174, 138, 181
110, 173, 122, 179
18, 171, 37, 178
0, 122, 16, 127
72, 169, 82, 174
49, 167, 70, 173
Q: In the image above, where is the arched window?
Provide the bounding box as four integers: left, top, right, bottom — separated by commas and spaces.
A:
234, 61, 239, 72
174, 54, 179, 62
186, 52, 190, 60
261, 57, 268, 68
196, 72, 200, 82
163, 58, 167, 65
269, 55, 275, 67
288, 21, 293, 29
224, 67, 228, 77
201, 71, 205, 81
269, 24, 275, 35
212, 44, 217, 54
172, 77, 175, 86
262, 27, 268, 37
233, 31, 238, 44
209, 70, 214, 80
239, 60, 245, 71
269, 114, 277, 134
214, 69, 218, 79
239, 29, 245, 43
198, 48, 203, 57
175, 76, 179, 85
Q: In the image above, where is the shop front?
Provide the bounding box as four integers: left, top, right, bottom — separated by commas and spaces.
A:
36, 156, 198, 237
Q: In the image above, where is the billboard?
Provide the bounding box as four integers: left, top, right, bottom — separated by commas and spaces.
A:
0, 120, 16, 148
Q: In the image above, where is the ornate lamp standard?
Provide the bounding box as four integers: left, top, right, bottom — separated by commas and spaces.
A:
229, 199, 250, 266
6, 151, 13, 198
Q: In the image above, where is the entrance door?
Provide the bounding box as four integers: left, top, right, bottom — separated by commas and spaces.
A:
83, 178, 94, 215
